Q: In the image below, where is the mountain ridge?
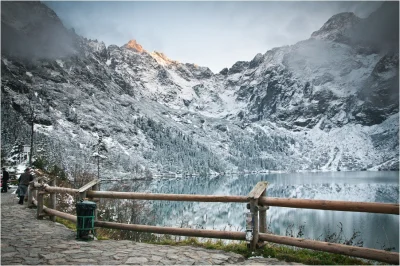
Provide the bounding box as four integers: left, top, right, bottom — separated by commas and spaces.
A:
1, 1, 398, 178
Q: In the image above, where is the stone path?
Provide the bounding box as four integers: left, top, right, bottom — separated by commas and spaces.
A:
1, 190, 302, 265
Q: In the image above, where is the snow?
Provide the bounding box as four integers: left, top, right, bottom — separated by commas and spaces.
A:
0, 2, 397, 181
56, 60, 64, 68
304, 114, 399, 171
284, 39, 381, 97
34, 124, 54, 135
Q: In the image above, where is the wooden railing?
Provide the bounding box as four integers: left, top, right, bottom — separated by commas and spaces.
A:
27, 180, 399, 264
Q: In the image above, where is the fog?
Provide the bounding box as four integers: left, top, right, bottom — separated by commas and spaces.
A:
1, 2, 77, 60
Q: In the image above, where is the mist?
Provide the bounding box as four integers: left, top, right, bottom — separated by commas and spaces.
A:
1, 2, 78, 60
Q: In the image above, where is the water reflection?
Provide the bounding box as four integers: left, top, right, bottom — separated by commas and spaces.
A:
104, 171, 399, 251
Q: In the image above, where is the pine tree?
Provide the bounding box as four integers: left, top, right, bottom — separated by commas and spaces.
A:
91, 135, 108, 180
7, 140, 23, 165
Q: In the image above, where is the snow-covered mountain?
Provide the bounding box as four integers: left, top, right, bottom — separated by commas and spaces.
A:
1, 1, 398, 179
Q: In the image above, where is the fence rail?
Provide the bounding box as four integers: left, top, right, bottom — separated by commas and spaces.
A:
27, 180, 399, 264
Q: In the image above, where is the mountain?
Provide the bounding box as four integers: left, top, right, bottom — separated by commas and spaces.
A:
1, 1, 398, 179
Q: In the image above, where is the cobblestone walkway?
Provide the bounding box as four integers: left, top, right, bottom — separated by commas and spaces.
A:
1, 191, 301, 265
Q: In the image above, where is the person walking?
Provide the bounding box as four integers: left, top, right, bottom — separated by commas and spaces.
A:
1, 167, 10, 193
18, 168, 33, 204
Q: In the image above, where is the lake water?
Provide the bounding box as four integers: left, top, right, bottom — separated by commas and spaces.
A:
105, 171, 399, 251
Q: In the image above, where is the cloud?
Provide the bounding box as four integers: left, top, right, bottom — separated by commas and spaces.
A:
44, 1, 384, 72
286, 16, 312, 36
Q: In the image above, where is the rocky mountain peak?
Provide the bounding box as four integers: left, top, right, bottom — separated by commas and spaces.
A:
311, 12, 361, 41
150, 51, 179, 66
125, 39, 145, 53
1, 1, 398, 175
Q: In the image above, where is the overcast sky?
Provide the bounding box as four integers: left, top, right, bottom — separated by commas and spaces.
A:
45, 1, 383, 73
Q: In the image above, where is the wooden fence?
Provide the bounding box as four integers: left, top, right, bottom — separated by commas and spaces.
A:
26, 180, 399, 264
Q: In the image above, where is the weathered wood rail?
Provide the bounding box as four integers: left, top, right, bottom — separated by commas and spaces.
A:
27, 180, 399, 264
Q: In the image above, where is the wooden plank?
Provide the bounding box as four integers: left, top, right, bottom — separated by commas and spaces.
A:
248, 182, 268, 199
94, 220, 246, 240
50, 179, 56, 222
249, 199, 259, 250
79, 191, 86, 200
44, 186, 79, 194
259, 190, 267, 234
37, 189, 44, 220
259, 233, 399, 265
27, 183, 34, 208
42, 206, 77, 223
78, 179, 99, 193
258, 197, 399, 215
87, 191, 249, 202
86, 191, 399, 214
89, 182, 100, 220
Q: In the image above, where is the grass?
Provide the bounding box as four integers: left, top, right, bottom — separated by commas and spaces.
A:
55, 217, 76, 231
259, 243, 368, 265
147, 237, 369, 265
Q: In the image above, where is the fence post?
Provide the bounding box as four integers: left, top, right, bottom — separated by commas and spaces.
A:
249, 199, 259, 250
248, 181, 268, 250
28, 182, 34, 208
50, 178, 56, 222
91, 182, 99, 221
37, 189, 44, 219
79, 179, 100, 221
259, 189, 269, 234
258, 188, 269, 248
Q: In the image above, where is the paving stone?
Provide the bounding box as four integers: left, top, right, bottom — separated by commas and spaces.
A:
128, 250, 147, 256
47, 259, 68, 265
211, 253, 230, 260
39, 253, 66, 260
151, 255, 163, 261
167, 253, 180, 260
179, 258, 196, 265
98, 260, 121, 265
98, 251, 116, 257
69, 253, 94, 259
1, 251, 18, 257
53, 244, 70, 249
1, 247, 16, 252
197, 250, 212, 257
195, 260, 212, 265
69, 258, 97, 263
160, 259, 174, 265
24, 257, 43, 265
61, 249, 83, 254
151, 250, 168, 256
112, 254, 127, 260
125, 257, 149, 264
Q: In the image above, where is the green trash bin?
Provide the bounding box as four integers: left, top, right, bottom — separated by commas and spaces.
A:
76, 200, 96, 240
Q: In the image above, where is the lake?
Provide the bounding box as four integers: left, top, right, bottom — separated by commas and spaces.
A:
105, 171, 399, 251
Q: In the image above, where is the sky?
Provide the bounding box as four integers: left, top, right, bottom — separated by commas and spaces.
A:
45, 1, 383, 73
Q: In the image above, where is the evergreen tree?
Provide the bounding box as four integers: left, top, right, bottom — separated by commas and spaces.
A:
91, 135, 108, 180
7, 140, 23, 165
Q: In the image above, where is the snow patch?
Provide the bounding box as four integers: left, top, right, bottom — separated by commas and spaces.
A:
56, 60, 64, 68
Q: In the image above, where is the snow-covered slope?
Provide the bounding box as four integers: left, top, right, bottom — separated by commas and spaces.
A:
1, 1, 398, 179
